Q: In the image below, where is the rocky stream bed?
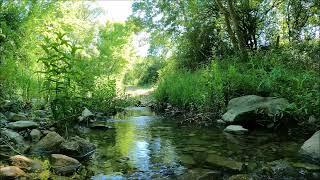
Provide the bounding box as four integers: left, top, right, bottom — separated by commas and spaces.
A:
0, 95, 320, 179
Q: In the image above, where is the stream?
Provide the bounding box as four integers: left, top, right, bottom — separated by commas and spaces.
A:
85, 106, 309, 179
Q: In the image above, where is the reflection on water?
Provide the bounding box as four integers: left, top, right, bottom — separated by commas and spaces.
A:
88, 107, 305, 179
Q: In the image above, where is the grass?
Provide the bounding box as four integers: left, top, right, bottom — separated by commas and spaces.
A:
154, 48, 320, 122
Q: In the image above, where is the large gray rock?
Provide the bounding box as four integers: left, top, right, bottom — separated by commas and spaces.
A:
30, 129, 41, 142
31, 131, 65, 154
8, 112, 27, 122
7, 121, 38, 130
206, 154, 243, 171
0, 166, 26, 178
50, 154, 81, 175
60, 136, 96, 159
224, 125, 248, 135
222, 95, 289, 123
299, 130, 320, 163
0, 128, 25, 145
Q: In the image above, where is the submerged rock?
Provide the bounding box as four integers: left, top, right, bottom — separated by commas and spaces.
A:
9, 155, 42, 172
266, 159, 299, 178
0, 166, 26, 178
60, 136, 96, 159
50, 154, 81, 175
224, 125, 248, 135
7, 120, 38, 130
180, 154, 196, 166
31, 131, 65, 154
89, 124, 113, 130
299, 130, 320, 163
206, 154, 243, 171
222, 95, 289, 123
178, 168, 221, 180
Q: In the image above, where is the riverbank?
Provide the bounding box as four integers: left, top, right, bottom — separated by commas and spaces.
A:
1, 89, 319, 179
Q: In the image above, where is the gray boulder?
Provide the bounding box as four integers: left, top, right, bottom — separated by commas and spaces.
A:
30, 129, 41, 142
299, 130, 320, 163
7, 121, 38, 130
60, 136, 96, 159
31, 131, 65, 154
50, 154, 81, 175
0, 128, 25, 145
222, 95, 289, 123
78, 108, 94, 122
224, 125, 248, 135
8, 112, 27, 122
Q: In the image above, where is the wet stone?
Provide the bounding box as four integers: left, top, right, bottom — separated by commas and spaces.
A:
180, 154, 196, 166
206, 154, 243, 172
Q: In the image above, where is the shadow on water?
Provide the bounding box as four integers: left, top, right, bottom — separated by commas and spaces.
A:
87, 107, 306, 179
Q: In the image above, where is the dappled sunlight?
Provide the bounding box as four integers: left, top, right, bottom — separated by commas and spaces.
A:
125, 86, 155, 97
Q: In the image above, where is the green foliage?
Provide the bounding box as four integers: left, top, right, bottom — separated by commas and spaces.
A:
39, 31, 83, 123
0, 1, 137, 127
39, 159, 51, 180
155, 62, 213, 111
155, 46, 320, 120
124, 56, 164, 86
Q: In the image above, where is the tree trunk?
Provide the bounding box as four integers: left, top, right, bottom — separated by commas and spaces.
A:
214, 0, 239, 50
226, 0, 247, 59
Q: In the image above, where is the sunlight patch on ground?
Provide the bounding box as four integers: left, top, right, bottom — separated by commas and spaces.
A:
126, 86, 155, 97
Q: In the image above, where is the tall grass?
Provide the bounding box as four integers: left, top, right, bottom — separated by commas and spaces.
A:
154, 48, 320, 121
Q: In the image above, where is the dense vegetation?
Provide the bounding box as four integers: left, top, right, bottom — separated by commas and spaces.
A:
0, 1, 139, 127
131, 0, 320, 126
0, 0, 319, 126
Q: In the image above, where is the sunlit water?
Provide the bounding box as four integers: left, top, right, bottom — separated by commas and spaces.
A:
86, 107, 306, 179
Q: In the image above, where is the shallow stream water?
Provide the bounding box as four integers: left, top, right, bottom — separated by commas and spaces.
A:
86, 107, 307, 179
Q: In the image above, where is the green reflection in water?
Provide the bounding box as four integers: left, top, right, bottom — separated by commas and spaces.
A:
88, 107, 307, 179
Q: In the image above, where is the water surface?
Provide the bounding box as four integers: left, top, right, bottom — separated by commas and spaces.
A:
87, 107, 305, 179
